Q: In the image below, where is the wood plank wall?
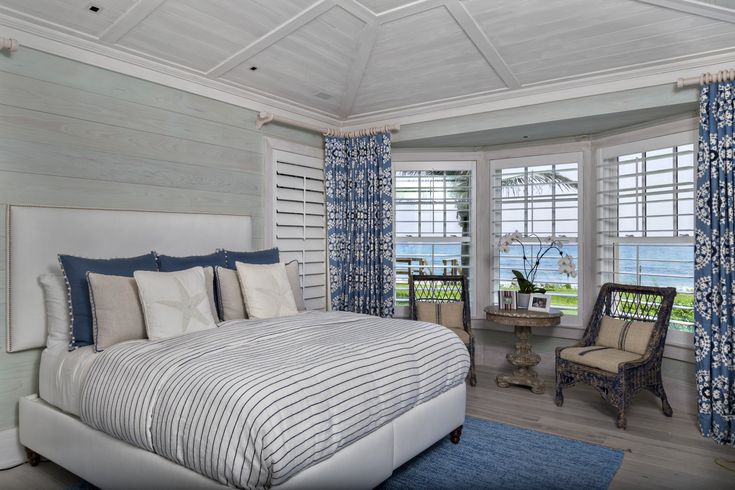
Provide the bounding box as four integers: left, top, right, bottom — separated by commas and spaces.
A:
0, 48, 322, 430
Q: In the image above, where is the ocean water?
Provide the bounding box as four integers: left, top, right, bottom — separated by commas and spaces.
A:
396, 243, 694, 292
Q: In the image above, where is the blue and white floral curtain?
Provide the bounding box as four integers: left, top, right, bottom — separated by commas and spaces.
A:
695, 81, 735, 446
324, 132, 394, 317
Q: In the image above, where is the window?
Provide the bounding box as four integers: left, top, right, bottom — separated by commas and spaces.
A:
270, 148, 327, 310
491, 154, 582, 317
598, 136, 694, 333
393, 162, 474, 309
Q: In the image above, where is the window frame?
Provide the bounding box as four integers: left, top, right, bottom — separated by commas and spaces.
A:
597, 131, 696, 349
392, 157, 478, 318
489, 151, 585, 328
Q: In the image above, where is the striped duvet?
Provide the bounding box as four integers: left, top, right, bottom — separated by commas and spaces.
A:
80, 311, 469, 489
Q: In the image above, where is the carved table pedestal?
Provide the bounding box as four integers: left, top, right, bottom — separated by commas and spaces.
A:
484, 306, 562, 394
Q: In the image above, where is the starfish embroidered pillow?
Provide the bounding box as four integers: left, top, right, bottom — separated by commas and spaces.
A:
134, 267, 217, 340
235, 262, 298, 319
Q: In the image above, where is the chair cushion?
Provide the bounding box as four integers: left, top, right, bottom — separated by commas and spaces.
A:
560, 346, 642, 373
416, 301, 465, 329
596, 315, 655, 355
448, 327, 470, 345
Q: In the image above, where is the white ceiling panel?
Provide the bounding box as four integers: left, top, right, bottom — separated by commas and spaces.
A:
0, 0, 136, 36
352, 6, 505, 114
357, 0, 419, 14
117, 0, 313, 71
221, 6, 366, 114
463, 0, 735, 84
3, 0, 735, 119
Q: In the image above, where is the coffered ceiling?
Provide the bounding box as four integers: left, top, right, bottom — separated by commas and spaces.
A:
1, 0, 734, 123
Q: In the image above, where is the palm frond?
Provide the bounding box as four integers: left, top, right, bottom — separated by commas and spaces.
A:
501, 171, 577, 196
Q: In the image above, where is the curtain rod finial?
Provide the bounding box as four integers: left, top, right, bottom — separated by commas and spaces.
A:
0, 37, 18, 52
255, 111, 274, 129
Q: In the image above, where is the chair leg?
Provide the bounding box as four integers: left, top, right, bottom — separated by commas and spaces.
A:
554, 383, 564, 407
651, 376, 673, 417
616, 409, 627, 430
467, 339, 477, 387
554, 362, 566, 407
659, 386, 673, 417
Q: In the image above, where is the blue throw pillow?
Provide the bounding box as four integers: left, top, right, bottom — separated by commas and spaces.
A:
224, 247, 279, 269
157, 250, 226, 272
59, 253, 158, 350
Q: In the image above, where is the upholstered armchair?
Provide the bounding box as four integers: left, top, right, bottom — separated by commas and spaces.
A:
408, 274, 477, 386
555, 283, 677, 429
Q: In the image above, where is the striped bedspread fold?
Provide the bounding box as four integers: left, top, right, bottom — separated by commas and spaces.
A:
80, 311, 469, 489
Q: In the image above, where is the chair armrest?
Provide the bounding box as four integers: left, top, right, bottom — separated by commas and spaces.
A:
619, 351, 657, 372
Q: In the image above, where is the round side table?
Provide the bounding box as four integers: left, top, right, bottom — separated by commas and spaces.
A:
484, 306, 562, 394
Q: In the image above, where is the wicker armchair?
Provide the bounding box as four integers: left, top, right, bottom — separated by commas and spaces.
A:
555, 283, 677, 429
408, 274, 476, 386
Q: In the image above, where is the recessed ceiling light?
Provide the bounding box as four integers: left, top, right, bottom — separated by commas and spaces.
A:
315, 92, 332, 100
249, 66, 258, 71
88, 5, 101, 13
522, 135, 529, 139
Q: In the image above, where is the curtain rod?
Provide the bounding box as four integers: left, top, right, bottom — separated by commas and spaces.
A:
0, 37, 18, 52
676, 69, 735, 88
255, 111, 400, 137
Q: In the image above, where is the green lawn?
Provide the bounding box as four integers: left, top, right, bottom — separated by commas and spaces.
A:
396, 282, 694, 332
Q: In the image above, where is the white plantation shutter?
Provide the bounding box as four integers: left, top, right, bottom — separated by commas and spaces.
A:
597, 134, 695, 332
273, 149, 327, 311
490, 153, 582, 317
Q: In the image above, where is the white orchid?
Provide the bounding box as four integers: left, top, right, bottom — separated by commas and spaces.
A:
558, 254, 577, 278
497, 231, 576, 293
498, 230, 522, 253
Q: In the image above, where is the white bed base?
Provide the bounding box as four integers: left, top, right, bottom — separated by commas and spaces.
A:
20, 383, 466, 490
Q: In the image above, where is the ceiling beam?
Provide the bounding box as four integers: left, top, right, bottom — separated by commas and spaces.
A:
338, 21, 379, 117
99, 0, 166, 43
207, 0, 336, 78
636, 0, 735, 24
445, 1, 520, 89
377, 0, 446, 23
337, 0, 377, 22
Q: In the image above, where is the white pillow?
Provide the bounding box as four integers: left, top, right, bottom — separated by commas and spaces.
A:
202, 266, 218, 322
235, 262, 298, 319
39, 273, 70, 349
134, 267, 217, 340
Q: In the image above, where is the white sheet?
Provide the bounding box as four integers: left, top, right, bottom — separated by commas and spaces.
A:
39, 342, 141, 416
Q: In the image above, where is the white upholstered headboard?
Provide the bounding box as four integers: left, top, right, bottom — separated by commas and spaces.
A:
6, 205, 253, 352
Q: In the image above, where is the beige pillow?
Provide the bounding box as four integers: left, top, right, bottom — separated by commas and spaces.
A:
216, 261, 305, 320
215, 267, 247, 321
416, 301, 465, 329
236, 262, 298, 319
595, 315, 655, 355
134, 267, 217, 340
285, 260, 306, 312
87, 272, 146, 352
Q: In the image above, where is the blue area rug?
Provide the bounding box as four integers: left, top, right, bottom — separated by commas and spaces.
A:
379, 416, 623, 490
66, 417, 623, 490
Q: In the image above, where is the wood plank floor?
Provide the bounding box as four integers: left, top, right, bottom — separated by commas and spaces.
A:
1, 330, 733, 489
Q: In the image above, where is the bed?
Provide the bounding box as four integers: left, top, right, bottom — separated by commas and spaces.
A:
8, 205, 468, 489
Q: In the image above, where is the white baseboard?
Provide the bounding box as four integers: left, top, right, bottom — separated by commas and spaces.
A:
0, 427, 25, 469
